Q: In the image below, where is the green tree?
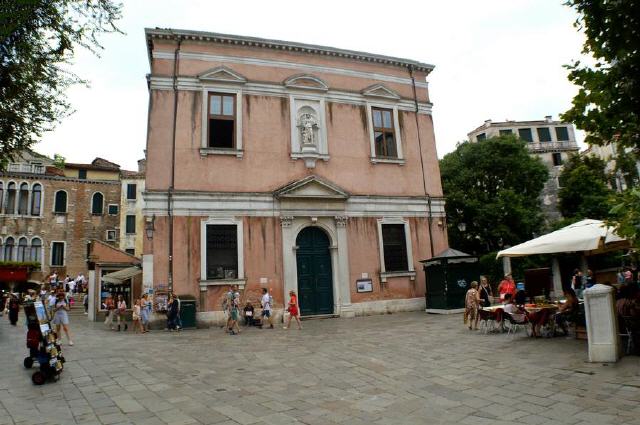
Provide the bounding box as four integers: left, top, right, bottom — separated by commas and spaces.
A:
0, 0, 122, 168
440, 135, 549, 255
557, 154, 614, 220
562, 0, 640, 247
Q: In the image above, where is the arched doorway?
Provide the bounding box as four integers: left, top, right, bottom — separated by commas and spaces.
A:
296, 226, 333, 316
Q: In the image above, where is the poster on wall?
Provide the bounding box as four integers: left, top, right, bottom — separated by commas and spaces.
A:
356, 279, 373, 293
154, 282, 168, 312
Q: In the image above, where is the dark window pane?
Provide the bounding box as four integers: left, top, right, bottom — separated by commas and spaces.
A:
555, 126, 569, 141
78, 169, 87, 179
382, 110, 392, 128
18, 184, 28, 214
92, 193, 104, 215
4, 237, 14, 260
518, 128, 533, 142
108, 204, 118, 215
6, 183, 16, 214
127, 184, 137, 200
125, 248, 135, 255
126, 215, 136, 234
222, 96, 234, 116
30, 239, 41, 264
54, 191, 67, 213
210, 95, 221, 115
476, 133, 486, 142
51, 242, 64, 266
499, 129, 513, 136
31, 184, 41, 216
209, 119, 234, 148
374, 132, 385, 156
381, 224, 408, 272
17, 238, 27, 262
385, 133, 397, 158
552, 152, 563, 166
373, 110, 382, 128
537, 127, 552, 142
206, 225, 237, 280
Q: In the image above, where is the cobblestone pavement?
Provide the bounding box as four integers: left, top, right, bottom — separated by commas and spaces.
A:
1, 311, 640, 425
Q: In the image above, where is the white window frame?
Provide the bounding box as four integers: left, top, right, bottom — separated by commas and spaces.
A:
200, 217, 244, 286
126, 183, 137, 201
200, 87, 244, 157
105, 230, 117, 241
376, 218, 415, 282
49, 241, 66, 267
366, 103, 404, 164
107, 204, 119, 216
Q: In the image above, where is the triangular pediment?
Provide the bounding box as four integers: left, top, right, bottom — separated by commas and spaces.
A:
284, 74, 329, 91
361, 84, 400, 100
198, 66, 247, 84
274, 175, 349, 199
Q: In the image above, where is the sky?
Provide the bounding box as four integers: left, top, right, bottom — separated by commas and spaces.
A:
36, 0, 586, 171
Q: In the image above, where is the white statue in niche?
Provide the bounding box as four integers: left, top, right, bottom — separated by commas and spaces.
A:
298, 113, 318, 149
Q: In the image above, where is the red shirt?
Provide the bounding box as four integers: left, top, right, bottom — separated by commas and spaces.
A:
498, 279, 516, 300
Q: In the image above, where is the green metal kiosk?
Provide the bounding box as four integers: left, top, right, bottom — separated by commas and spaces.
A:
422, 248, 480, 313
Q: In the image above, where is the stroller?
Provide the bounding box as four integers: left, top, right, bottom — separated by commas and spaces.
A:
23, 301, 65, 385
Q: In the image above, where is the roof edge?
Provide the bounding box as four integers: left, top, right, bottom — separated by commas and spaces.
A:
145, 28, 435, 74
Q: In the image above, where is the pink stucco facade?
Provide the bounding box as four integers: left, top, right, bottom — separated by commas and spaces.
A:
143, 29, 448, 323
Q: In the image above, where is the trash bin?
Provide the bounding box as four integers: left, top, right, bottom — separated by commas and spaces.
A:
178, 297, 197, 329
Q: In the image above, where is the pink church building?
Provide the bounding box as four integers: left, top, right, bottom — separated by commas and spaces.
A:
142, 28, 448, 324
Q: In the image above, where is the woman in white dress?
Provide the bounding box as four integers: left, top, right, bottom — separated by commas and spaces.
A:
51, 293, 73, 345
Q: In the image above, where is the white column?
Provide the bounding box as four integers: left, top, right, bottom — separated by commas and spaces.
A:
280, 217, 297, 303
335, 216, 353, 317
502, 257, 512, 276
88, 270, 96, 322
551, 257, 563, 296
584, 284, 621, 362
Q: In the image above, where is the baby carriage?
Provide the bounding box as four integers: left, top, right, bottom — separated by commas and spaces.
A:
23, 301, 65, 385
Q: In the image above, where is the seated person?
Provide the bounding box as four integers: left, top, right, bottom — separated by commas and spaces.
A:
514, 289, 527, 307
503, 293, 526, 323
243, 302, 255, 326
555, 288, 578, 335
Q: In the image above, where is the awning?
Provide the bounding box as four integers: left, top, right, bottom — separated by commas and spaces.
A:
497, 219, 629, 258
102, 266, 142, 284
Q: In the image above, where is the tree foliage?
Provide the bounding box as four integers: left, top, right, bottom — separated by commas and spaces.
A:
440, 136, 549, 255
562, 0, 640, 247
0, 0, 122, 168
557, 154, 614, 220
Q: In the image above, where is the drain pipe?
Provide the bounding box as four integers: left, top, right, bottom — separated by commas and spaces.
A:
409, 66, 434, 258
168, 32, 181, 293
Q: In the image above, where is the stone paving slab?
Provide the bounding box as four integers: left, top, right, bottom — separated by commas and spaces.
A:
1, 312, 640, 425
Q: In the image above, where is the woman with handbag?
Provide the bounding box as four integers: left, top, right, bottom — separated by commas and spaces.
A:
283, 290, 302, 330
116, 294, 128, 331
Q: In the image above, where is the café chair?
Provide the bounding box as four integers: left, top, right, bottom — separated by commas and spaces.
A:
504, 312, 530, 338
478, 309, 496, 334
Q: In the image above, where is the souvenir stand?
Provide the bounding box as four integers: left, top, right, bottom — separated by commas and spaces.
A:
23, 300, 65, 385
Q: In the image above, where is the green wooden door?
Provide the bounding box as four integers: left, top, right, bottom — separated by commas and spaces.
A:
296, 227, 334, 316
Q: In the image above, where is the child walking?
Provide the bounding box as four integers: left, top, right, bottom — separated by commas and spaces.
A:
132, 299, 142, 333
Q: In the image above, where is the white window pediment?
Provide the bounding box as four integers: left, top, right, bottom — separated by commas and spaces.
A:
274, 175, 349, 200
284, 74, 328, 92
362, 84, 401, 100
198, 66, 247, 84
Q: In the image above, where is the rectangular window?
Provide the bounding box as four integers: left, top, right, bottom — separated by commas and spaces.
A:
499, 129, 513, 136
126, 184, 137, 200
205, 224, 238, 280
51, 242, 64, 266
537, 127, 552, 142
125, 215, 136, 234
108, 204, 118, 215
372, 107, 397, 158
518, 128, 533, 142
381, 224, 408, 272
476, 133, 486, 142
208, 93, 235, 148
555, 126, 569, 141
125, 248, 135, 255
552, 152, 563, 166
106, 230, 116, 241
78, 169, 87, 180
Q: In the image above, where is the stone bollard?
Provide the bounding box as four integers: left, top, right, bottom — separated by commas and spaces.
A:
583, 284, 621, 362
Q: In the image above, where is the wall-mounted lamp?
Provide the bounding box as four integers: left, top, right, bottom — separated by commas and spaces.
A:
457, 222, 466, 232
145, 216, 155, 240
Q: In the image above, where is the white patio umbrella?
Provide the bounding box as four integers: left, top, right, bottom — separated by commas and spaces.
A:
496, 219, 628, 258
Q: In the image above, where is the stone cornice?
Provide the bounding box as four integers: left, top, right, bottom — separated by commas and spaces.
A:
145, 28, 435, 75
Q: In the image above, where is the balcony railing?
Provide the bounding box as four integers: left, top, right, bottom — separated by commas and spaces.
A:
6, 163, 46, 174
527, 141, 579, 152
